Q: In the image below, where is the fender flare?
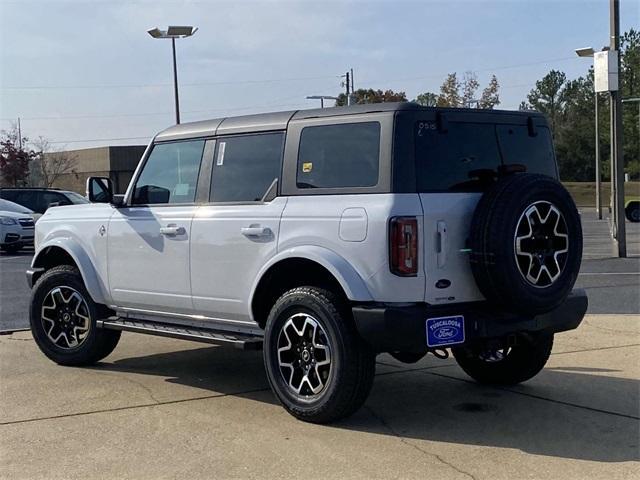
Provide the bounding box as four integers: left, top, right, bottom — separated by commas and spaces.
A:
250, 245, 373, 305
32, 237, 109, 305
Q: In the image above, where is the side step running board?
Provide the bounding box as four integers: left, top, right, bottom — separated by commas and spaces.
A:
97, 317, 263, 350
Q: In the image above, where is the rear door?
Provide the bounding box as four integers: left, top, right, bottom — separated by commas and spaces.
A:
415, 116, 557, 306
416, 120, 491, 305
190, 132, 286, 325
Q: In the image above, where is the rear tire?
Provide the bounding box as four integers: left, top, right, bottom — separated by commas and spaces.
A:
626, 202, 639, 223
452, 334, 553, 385
263, 286, 376, 423
30, 265, 121, 366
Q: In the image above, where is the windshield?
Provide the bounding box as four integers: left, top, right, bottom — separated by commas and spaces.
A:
65, 192, 90, 204
415, 121, 557, 192
0, 198, 33, 214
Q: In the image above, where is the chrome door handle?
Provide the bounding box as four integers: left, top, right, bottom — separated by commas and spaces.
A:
241, 225, 271, 237
160, 224, 186, 236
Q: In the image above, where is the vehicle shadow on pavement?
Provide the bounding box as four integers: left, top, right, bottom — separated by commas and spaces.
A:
92, 346, 639, 464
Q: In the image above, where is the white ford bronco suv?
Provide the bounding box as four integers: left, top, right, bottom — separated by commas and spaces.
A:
27, 103, 587, 423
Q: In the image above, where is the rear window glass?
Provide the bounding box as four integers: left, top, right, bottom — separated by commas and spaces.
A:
297, 122, 380, 189
496, 125, 556, 176
415, 121, 557, 192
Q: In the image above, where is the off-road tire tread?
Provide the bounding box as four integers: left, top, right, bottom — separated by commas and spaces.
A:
264, 286, 375, 424
453, 334, 554, 385
30, 265, 120, 366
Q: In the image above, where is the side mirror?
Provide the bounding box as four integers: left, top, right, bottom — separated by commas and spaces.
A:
86, 177, 114, 204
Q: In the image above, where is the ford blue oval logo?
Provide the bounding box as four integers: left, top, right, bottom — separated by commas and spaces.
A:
434, 326, 459, 340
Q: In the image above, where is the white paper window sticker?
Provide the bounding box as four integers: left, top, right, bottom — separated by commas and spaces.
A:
217, 142, 226, 166
173, 183, 189, 196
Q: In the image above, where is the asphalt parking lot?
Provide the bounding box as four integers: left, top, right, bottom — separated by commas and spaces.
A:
0, 208, 638, 479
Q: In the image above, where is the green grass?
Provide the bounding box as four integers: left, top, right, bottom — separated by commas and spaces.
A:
563, 182, 640, 207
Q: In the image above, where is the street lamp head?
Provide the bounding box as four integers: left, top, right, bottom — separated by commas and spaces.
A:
147, 27, 166, 39
575, 47, 595, 58
147, 26, 198, 39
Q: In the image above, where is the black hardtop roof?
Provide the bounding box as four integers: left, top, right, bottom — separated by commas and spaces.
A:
155, 102, 544, 142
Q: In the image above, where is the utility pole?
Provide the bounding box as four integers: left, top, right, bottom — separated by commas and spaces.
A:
17, 117, 22, 150
595, 93, 602, 220
345, 71, 351, 105
609, 0, 626, 257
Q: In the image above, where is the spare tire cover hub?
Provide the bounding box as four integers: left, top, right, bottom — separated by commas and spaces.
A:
514, 201, 569, 288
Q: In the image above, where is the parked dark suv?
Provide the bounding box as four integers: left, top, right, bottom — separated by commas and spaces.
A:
0, 188, 89, 215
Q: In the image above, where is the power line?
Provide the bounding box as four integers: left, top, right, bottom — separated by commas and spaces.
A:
0, 74, 342, 91
2, 56, 579, 93
358, 56, 580, 86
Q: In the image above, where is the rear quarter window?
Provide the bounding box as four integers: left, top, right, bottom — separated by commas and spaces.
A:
297, 122, 380, 189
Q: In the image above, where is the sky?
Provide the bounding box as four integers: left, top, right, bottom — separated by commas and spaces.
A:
0, 0, 638, 150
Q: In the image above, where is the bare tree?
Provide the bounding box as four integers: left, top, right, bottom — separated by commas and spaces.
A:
30, 137, 77, 188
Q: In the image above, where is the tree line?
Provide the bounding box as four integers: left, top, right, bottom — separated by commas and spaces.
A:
0, 125, 77, 187
335, 28, 638, 182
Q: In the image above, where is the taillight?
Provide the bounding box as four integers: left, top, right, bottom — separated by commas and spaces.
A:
389, 216, 418, 277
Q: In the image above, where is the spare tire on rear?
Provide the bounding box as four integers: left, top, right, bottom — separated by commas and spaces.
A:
469, 173, 582, 315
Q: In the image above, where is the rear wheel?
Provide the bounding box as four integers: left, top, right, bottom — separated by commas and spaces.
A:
264, 286, 376, 423
452, 334, 553, 385
626, 202, 640, 223
30, 265, 121, 366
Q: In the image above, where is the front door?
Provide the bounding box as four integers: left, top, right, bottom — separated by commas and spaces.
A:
190, 132, 286, 324
108, 139, 206, 313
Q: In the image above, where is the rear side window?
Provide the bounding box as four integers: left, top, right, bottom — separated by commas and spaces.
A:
297, 122, 380, 189
132, 140, 204, 205
210, 132, 284, 202
415, 121, 557, 192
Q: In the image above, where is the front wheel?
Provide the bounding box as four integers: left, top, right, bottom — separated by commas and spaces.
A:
452, 334, 554, 385
30, 265, 121, 366
263, 287, 376, 423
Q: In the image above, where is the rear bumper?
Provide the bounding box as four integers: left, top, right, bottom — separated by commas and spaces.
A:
352, 289, 588, 353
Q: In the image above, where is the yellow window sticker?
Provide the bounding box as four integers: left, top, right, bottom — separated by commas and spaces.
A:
302, 162, 313, 173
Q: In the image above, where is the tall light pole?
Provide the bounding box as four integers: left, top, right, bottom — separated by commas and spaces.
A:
609, 0, 626, 257
575, 46, 603, 220
147, 26, 198, 125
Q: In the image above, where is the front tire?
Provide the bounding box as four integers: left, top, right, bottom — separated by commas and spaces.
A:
264, 287, 376, 423
452, 334, 554, 385
30, 265, 121, 366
